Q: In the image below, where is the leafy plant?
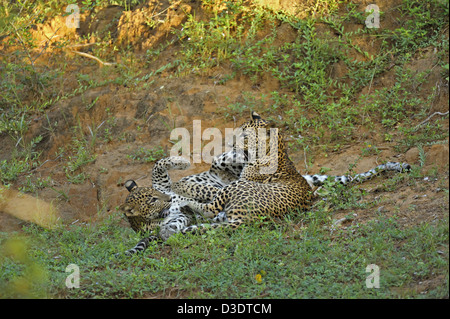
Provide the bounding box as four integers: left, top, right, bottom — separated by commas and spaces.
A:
127, 146, 166, 163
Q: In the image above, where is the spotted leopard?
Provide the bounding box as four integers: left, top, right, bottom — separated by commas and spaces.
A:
118, 151, 242, 255
182, 112, 411, 232
181, 112, 314, 232
119, 112, 411, 254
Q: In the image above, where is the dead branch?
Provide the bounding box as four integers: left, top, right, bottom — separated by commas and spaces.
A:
416, 111, 449, 129
69, 50, 117, 66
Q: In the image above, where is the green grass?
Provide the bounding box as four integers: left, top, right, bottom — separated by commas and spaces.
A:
0, 205, 448, 298
1, 0, 448, 183
127, 146, 166, 163
175, 0, 449, 150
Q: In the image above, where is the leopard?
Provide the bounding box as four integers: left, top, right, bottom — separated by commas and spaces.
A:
170, 150, 244, 202
117, 151, 242, 255
118, 179, 197, 255
118, 112, 411, 254
181, 111, 411, 232
180, 112, 315, 232
119, 113, 283, 254
120, 112, 311, 245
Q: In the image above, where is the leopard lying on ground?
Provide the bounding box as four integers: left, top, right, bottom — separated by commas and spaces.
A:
118, 151, 242, 254
118, 112, 410, 254
180, 112, 315, 232
181, 112, 410, 232
118, 179, 194, 254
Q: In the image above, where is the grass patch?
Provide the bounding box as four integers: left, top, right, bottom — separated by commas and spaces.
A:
175, 0, 449, 150
0, 208, 447, 298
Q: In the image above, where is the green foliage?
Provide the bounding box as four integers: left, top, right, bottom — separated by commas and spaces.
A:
272, 20, 340, 95
127, 146, 166, 163
0, 135, 43, 185
315, 179, 369, 211
0, 158, 33, 185
0, 209, 447, 298
174, 0, 449, 150
63, 124, 98, 183
360, 66, 430, 129
386, 0, 449, 53
0, 236, 49, 298
175, 0, 250, 73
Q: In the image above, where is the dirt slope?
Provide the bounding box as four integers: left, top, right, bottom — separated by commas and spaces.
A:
0, 0, 448, 236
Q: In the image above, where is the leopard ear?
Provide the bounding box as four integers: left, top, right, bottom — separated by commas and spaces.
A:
251, 111, 261, 120
124, 180, 137, 192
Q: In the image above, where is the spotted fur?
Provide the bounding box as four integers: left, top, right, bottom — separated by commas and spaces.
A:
119, 112, 411, 254
118, 179, 199, 255
182, 112, 314, 233
118, 152, 243, 255
303, 162, 411, 187
183, 112, 411, 233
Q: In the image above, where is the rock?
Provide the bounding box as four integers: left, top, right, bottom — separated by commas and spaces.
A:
405, 147, 420, 165
424, 144, 449, 173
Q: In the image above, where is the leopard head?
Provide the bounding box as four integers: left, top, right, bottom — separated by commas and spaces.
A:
120, 180, 172, 232
235, 111, 281, 162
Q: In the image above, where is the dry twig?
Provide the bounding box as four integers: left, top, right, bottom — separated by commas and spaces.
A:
415, 111, 449, 129
69, 50, 117, 66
